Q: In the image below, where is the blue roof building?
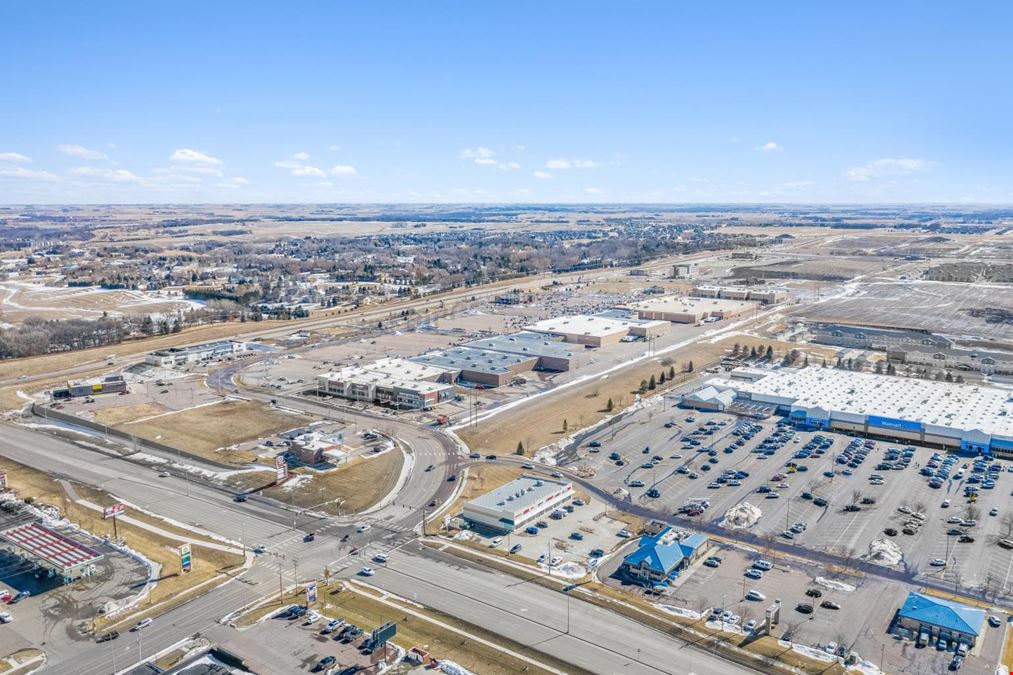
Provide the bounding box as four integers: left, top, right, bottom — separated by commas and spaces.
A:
619, 528, 710, 586
896, 592, 985, 645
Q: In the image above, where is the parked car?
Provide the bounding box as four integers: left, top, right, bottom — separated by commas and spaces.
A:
795, 603, 813, 614
820, 600, 841, 610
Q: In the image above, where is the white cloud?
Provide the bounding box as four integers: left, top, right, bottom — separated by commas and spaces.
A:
533, 170, 553, 179
756, 142, 782, 152
0, 166, 58, 181
328, 164, 357, 176
70, 166, 144, 183
274, 160, 301, 170
584, 186, 604, 195
328, 144, 341, 152
498, 161, 520, 171
845, 158, 939, 182
292, 166, 327, 178
291, 152, 311, 161
460, 146, 495, 160
217, 177, 249, 188
474, 157, 498, 166
0, 152, 31, 163
170, 148, 223, 165
58, 144, 108, 160
546, 158, 598, 170
784, 180, 815, 188
728, 137, 740, 143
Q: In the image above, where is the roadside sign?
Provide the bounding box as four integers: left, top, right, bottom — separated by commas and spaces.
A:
370, 621, 396, 647
306, 582, 317, 604
180, 544, 192, 573
274, 454, 288, 483
102, 503, 125, 519
0, 470, 7, 489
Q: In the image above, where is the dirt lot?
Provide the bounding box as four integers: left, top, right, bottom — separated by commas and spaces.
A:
456, 335, 830, 458
119, 400, 309, 465
260, 448, 404, 514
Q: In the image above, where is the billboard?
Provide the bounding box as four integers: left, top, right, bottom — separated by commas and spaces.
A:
102, 503, 125, 519
306, 582, 317, 604
370, 621, 397, 647
274, 454, 289, 482
180, 544, 192, 573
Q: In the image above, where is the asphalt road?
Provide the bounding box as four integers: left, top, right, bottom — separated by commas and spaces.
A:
370, 542, 756, 675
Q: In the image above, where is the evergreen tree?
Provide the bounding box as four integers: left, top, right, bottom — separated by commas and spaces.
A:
659, 371, 667, 384
515, 441, 524, 455
765, 345, 773, 361
606, 398, 614, 412
648, 374, 657, 390
562, 419, 568, 432
686, 360, 694, 372
668, 366, 675, 379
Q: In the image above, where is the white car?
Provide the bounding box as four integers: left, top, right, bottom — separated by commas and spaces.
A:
616, 529, 632, 538
304, 610, 321, 624
0, 612, 11, 624
947, 516, 963, 524
929, 558, 947, 567
131, 618, 152, 632
988, 615, 1002, 627
356, 524, 371, 533
359, 566, 375, 576
744, 619, 757, 633
489, 537, 503, 547
897, 506, 912, 515
373, 553, 388, 563
745, 590, 765, 601
549, 556, 562, 567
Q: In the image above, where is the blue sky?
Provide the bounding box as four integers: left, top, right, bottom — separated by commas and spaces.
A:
1, 1, 1011, 204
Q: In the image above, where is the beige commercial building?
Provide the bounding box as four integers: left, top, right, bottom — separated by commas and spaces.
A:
627, 295, 757, 323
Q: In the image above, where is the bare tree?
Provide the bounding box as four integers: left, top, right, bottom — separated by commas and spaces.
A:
1002, 512, 1013, 538
965, 505, 980, 522
913, 501, 927, 516
850, 489, 862, 506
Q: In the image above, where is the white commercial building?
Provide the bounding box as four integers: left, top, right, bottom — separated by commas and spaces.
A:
701, 368, 1013, 457
462, 475, 574, 532
626, 295, 757, 323
145, 340, 247, 367
526, 314, 668, 347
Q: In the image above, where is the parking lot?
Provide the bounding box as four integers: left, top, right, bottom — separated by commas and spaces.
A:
226, 604, 378, 674
456, 495, 636, 576
566, 403, 1013, 593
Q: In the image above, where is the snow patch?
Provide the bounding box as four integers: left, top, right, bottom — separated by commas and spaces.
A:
657, 605, 701, 621
439, 661, 476, 675
814, 576, 856, 593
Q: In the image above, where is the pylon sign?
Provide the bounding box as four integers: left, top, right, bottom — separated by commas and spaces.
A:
274, 454, 289, 482
180, 544, 192, 573
306, 582, 317, 604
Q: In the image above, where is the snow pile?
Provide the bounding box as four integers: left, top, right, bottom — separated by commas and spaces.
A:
705, 620, 744, 635
815, 576, 856, 593
658, 605, 701, 621
542, 561, 586, 579
861, 538, 903, 566
849, 660, 884, 675
439, 661, 477, 675
452, 531, 473, 541
788, 643, 836, 663
720, 502, 762, 529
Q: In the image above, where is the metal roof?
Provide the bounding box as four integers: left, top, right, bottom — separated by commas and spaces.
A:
0, 522, 104, 572
465, 332, 577, 359
898, 592, 985, 636
467, 475, 571, 514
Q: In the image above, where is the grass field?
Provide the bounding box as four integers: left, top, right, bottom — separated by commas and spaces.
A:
91, 402, 167, 426
119, 400, 307, 465
1, 458, 245, 629
260, 449, 404, 514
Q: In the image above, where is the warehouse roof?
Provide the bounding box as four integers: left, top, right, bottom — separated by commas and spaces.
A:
467, 475, 571, 513
466, 332, 577, 359
710, 368, 1013, 438
628, 295, 756, 315
898, 592, 984, 636
411, 346, 535, 375
526, 314, 641, 338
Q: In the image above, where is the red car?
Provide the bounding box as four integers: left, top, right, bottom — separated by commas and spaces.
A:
0, 591, 11, 604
